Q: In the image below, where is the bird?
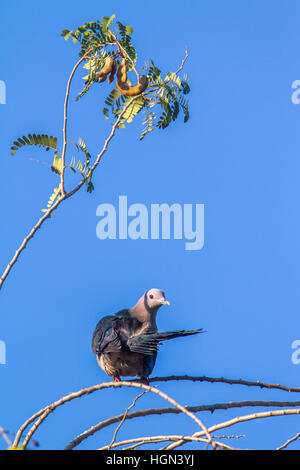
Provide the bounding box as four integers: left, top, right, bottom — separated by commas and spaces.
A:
91, 288, 203, 385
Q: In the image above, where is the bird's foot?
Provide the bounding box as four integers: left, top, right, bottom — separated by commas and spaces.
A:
140, 376, 150, 386
113, 375, 121, 383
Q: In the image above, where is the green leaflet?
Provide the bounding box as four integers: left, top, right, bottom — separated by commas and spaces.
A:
117, 21, 137, 64
68, 138, 94, 193
147, 60, 162, 84
140, 108, 156, 141
77, 51, 114, 101
69, 156, 90, 176
102, 89, 123, 118
51, 155, 63, 175
122, 97, 146, 123
101, 14, 116, 33
75, 137, 91, 165
41, 185, 62, 214
61, 16, 136, 68
125, 25, 133, 35
11, 134, 58, 155
165, 72, 182, 88
69, 157, 94, 193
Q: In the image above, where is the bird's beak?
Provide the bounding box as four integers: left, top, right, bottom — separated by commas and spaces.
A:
161, 299, 170, 306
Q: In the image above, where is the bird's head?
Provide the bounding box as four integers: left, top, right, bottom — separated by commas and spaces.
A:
144, 288, 170, 311
130, 288, 170, 324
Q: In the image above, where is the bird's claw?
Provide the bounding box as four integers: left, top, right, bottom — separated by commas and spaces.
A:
140, 376, 150, 386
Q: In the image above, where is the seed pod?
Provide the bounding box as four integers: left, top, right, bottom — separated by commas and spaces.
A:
117, 59, 128, 84
107, 60, 117, 84
116, 59, 149, 97
96, 57, 115, 83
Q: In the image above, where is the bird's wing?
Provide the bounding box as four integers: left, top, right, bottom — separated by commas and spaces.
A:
115, 308, 131, 318
128, 329, 204, 355
91, 315, 122, 354
127, 334, 159, 355
91, 313, 145, 355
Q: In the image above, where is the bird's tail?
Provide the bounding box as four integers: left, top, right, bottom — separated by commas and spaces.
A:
128, 328, 204, 355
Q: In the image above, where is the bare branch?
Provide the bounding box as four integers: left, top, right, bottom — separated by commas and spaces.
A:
60, 47, 95, 195
165, 407, 300, 450
98, 433, 236, 451
174, 46, 189, 76
65, 399, 300, 450
13, 380, 214, 449
13, 373, 300, 449
149, 375, 300, 394
0, 426, 12, 447
0, 196, 65, 290
277, 432, 300, 450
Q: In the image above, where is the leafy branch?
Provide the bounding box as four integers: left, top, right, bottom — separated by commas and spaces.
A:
0, 14, 190, 291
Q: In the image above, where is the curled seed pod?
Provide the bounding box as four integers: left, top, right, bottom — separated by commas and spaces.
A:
116, 59, 149, 97
117, 75, 149, 97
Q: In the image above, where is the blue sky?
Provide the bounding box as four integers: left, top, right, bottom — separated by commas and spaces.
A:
1, 0, 300, 450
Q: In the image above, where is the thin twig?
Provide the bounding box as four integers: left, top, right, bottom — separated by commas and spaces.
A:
107, 390, 147, 450
98, 434, 235, 451
277, 432, 300, 450
60, 48, 94, 195
173, 46, 189, 76
0, 195, 65, 290
0, 426, 12, 447
29, 158, 52, 167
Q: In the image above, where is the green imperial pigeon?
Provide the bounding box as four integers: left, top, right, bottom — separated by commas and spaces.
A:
91, 288, 203, 384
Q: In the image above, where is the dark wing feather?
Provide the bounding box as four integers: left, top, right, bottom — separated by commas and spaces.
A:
91, 311, 144, 355
115, 308, 131, 318
128, 329, 204, 355
91, 315, 121, 354
127, 334, 159, 355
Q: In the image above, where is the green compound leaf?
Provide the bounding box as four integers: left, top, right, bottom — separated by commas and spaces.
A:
11, 134, 58, 156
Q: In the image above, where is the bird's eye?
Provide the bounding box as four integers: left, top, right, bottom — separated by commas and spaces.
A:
149, 294, 154, 299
